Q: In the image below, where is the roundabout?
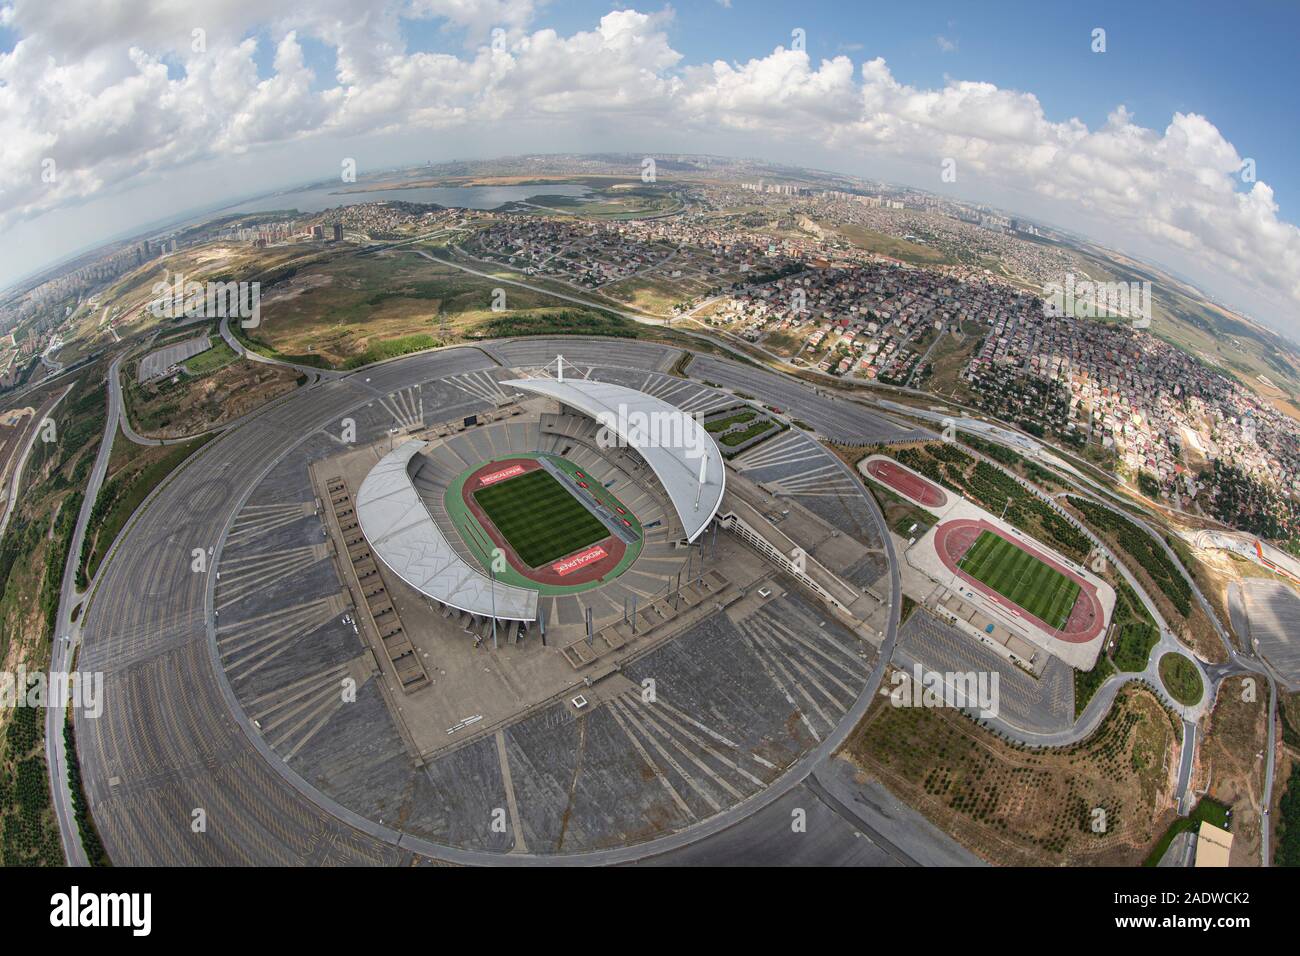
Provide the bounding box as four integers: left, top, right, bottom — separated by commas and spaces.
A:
1159, 652, 1205, 708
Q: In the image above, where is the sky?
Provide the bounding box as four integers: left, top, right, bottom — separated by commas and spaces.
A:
2, 0, 1298, 340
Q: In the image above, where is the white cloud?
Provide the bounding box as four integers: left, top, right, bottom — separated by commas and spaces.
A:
1, 0, 1298, 332
680, 48, 859, 134
676, 55, 1300, 329
406, 0, 540, 44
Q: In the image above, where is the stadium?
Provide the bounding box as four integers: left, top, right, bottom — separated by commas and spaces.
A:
74, 337, 912, 862
298, 355, 891, 763
352, 373, 726, 652
863, 453, 1113, 671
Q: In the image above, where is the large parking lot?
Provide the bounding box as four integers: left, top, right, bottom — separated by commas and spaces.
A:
1239, 579, 1300, 685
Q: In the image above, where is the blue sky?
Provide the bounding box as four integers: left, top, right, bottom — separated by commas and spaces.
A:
3, 0, 1299, 334
4, 2, 1296, 195
571, 0, 1298, 219
244, 0, 1300, 221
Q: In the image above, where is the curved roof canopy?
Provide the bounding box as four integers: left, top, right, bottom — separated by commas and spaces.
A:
356, 440, 538, 621
504, 377, 725, 541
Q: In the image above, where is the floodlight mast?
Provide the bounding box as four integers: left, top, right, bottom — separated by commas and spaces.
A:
539, 354, 567, 382
694, 453, 706, 511
489, 563, 498, 650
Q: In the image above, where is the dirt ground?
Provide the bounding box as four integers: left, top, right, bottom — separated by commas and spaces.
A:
841, 680, 1181, 865
1064, 499, 1229, 664
918, 323, 983, 399
1194, 675, 1269, 865
127, 359, 299, 438
1180, 603, 1231, 664
254, 249, 565, 366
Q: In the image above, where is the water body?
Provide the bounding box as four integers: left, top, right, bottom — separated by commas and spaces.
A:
225, 182, 593, 215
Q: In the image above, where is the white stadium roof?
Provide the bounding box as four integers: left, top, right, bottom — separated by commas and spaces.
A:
355, 440, 538, 621
504, 377, 725, 542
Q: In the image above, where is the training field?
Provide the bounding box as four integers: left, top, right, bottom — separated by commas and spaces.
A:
474, 468, 608, 567
958, 530, 1081, 630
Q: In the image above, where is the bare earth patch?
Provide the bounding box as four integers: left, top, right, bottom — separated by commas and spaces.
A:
1195, 675, 1268, 865
130, 360, 299, 439
841, 680, 1180, 865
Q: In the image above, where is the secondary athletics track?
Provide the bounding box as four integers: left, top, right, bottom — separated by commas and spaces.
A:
933, 517, 1104, 645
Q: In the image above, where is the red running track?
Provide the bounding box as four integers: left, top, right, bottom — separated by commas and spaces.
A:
865, 458, 949, 509
933, 517, 1104, 644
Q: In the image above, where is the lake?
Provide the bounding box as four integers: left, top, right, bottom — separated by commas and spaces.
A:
226, 183, 593, 215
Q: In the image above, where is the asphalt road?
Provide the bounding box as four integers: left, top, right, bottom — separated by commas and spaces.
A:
638, 781, 904, 866
219, 315, 340, 382
1176, 721, 1198, 815
1031, 449, 1280, 858
111, 352, 210, 447
638, 755, 981, 867
693, 327, 1264, 854
417, 248, 666, 325
45, 352, 125, 866
1263, 677, 1277, 865
687, 355, 913, 444
852, 406, 1231, 826
65, 339, 919, 866
56, 330, 1254, 867
113, 336, 321, 447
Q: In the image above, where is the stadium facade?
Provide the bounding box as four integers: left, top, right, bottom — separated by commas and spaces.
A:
355, 377, 724, 624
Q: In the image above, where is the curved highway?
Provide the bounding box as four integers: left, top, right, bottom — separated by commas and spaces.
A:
219, 315, 340, 383
59, 331, 1271, 867
46, 353, 126, 865
68, 339, 908, 866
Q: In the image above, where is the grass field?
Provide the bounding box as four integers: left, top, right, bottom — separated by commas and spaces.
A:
1158, 652, 1204, 706
958, 530, 1081, 629
833, 224, 955, 266
253, 249, 576, 367
474, 468, 608, 567
183, 338, 236, 375
1113, 620, 1160, 672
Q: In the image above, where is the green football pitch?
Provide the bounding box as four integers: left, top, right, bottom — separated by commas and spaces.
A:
957, 530, 1081, 630
474, 468, 609, 568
